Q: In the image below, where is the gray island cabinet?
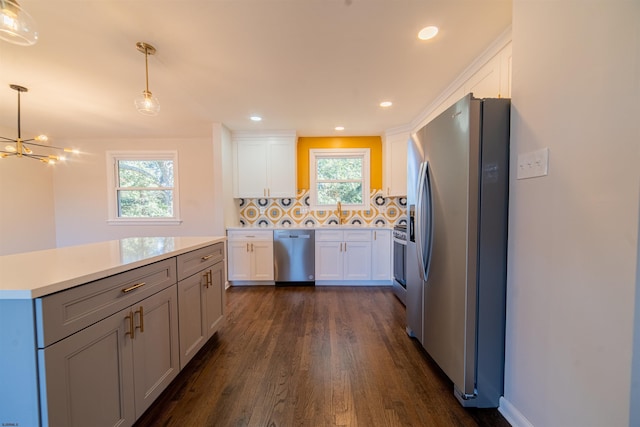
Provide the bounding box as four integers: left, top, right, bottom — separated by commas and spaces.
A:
0, 236, 226, 427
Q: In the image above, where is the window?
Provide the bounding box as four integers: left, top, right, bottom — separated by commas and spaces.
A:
107, 151, 181, 224
309, 148, 370, 210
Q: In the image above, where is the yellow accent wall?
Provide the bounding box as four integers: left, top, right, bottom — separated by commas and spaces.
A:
297, 136, 382, 190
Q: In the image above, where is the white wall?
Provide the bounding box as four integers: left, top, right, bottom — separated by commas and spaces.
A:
53, 137, 219, 247
212, 122, 239, 231
502, 1, 640, 427
0, 125, 57, 255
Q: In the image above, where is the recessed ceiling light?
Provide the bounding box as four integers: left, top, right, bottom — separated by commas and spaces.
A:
335, 126, 345, 131
379, 101, 393, 108
418, 26, 439, 41
250, 116, 262, 122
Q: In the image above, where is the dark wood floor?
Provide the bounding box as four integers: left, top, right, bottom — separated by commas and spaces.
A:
134, 286, 510, 427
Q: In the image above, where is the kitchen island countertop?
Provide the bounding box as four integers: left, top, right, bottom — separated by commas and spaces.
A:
0, 236, 226, 300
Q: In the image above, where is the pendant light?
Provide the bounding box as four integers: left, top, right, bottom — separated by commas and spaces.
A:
134, 42, 160, 116
0, 84, 79, 164
0, 0, 38, 46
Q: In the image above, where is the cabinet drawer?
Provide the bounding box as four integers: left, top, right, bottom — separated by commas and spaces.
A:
35, 259, 176, 348
227, 230, 273, 241
343, 230, 371, 241
315, 230, 343, 241
177, 243, 224, 281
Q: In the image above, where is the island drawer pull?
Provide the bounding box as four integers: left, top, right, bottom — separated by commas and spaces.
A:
122, 282, 146, 293
201, 254, 214, 261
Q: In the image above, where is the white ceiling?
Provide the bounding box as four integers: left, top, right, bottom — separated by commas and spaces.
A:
0, 0, 512, 141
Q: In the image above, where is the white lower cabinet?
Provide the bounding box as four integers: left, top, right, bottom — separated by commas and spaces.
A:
227, 230, 274, 281
39, 284, 179, 426
371, 229, 392, 280
315, 229, 372, 281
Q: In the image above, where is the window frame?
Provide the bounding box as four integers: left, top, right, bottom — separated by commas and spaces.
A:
309, 148, 370, 211
106, 151, 182, 225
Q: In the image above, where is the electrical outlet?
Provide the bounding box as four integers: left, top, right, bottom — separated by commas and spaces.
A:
517, 148, 549, 180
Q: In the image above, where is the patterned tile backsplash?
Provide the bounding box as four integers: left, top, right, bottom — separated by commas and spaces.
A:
238, 189, 407, 228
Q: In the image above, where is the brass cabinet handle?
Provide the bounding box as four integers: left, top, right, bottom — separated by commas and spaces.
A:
251, 243, 254, 252
374, 231, 377, 240
122, 282, 146, 293
339, 243, 343, 252
207, 270, 213, 288
125, 311, 135, 339
135, 306, 144, 333
201, 254, 213, 261
246, 243, 250, 252
203, 271, 209, 288
344, 242, 347, 252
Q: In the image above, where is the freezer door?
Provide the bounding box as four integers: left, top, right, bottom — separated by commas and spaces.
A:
405, 132, 425, 342
420, 94, 480, 398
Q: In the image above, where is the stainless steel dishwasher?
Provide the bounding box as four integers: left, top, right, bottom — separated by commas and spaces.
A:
273, 229, 315, 285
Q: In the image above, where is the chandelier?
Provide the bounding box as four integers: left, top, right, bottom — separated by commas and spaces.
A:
134, 42, 160, 116
0, 84, 79, 164
0, 0, 38, 46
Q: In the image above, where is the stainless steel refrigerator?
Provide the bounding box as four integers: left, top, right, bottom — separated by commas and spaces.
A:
406, 94, 510, 408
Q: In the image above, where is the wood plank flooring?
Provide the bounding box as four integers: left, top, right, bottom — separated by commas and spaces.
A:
134, 286, 510, 427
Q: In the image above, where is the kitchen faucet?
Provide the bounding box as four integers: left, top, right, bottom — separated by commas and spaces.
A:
336, 201, 347, 225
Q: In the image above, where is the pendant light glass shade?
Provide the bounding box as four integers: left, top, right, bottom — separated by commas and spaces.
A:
135, 42, 160, 116
0, 0, 38, 46
135, 91, 160, 116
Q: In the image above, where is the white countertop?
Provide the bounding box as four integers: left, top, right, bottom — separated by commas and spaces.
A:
0, 236, 226, 300
226, 225, 393, 231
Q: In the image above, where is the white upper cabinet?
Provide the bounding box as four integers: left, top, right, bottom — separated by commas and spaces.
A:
383, 131, 409, 197
232, 130, 297, 198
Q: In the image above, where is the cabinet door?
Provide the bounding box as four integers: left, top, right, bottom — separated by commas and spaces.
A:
267, 140, 296, 198
315, 241, 343, 280
132, 285, 180, 419
205, 261, 225, 336
39, 307, 135, 427
227, 240, 252, 281
343, 241, 372, 280
251, 240, 274, 280
235, 141, 268, 197
384, 133, 408, 197
178, 270, 208, 369
371, 229, 392, 280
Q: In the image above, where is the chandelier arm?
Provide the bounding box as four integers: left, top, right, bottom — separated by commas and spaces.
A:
21, 141, 65, 150
0, 136, 16, 142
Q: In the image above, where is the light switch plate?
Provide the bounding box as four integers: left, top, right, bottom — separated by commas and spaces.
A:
517, 148, 549, 180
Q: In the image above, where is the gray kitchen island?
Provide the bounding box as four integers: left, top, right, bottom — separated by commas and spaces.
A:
0, 236, 226, 427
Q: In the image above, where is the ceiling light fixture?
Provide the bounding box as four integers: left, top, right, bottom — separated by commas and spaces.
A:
134, 42, 160, 116
250, 116, 262, 122
0, 84, 79, 164
418, 26, 439, 41
335, 126, 345, 131
379, 101, 393, 108
0, 0, 38, 46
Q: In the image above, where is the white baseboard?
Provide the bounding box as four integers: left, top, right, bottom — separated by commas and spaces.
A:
499, 397, 535, 427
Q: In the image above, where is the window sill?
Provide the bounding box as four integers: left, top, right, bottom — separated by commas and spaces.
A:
107, 218, 183, 226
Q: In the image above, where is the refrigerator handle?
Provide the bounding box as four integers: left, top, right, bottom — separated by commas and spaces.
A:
415, 161, 427, 281
422, 162, 433, 281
